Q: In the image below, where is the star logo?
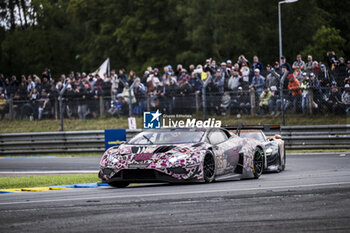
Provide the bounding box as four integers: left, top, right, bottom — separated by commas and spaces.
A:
150, 110, 161, 122
143, 110, 162, 129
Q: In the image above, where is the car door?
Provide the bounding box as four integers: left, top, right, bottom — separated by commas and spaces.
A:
207, 129, 239, 176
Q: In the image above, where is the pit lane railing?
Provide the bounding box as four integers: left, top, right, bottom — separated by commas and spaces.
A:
0, 125, 349, 155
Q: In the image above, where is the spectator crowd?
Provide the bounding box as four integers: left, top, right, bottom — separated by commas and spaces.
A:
0, 51, 350, 120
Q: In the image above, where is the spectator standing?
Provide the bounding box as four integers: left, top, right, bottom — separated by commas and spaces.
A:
240, 62, 250, 89
237, 55, 250, 69
319, 64, 334, 92
177, 69, 191, 86
300, 72, 310, 114
266, 65, 280, 91
38, 89, 50, 120
311, 61, 320, 77
309, 73, 323, 113
0, 93, 8, 119
281, 56, 292, 72
189, 72, 203, 94
305, 55, 313, 74
287, 74, 302, 113
258, 87, 271, 115
252, 56, 263, 73
334, 57, 347, 87
326, 51, 338, 70
293, 66, 303, 83
342, 84, 350, 114
250, 69, 265, 97
236, 86, 250, 114
117, 69, 128, 93
292, 54, 305, 71
268, 86, 281, 116
228, 70, 242, 92
327, 83, 344, 114
110, 69, 119, 97
108, 94, 129, 117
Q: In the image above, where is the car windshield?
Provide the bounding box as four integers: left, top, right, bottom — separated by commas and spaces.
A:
128, 130, 205, 145
240, 132, 265, 142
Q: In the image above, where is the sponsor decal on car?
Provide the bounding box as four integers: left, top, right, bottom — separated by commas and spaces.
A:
143, 110, 221, 129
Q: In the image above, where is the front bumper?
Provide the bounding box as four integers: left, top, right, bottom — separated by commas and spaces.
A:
99, 168, 201, 183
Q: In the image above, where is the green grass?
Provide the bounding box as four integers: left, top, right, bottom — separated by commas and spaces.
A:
1, 114, 349, 133
0, 174, 100, 189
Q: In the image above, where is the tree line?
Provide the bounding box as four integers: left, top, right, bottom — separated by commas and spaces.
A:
0, 0, 348, 78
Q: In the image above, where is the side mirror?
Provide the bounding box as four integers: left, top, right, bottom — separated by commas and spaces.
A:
274, 134, 282, 139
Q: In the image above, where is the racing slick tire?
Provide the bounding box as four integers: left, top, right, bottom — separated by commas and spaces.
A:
253, 147, 264, 179
109, 181, 130, 188
275, 149, 282, 173
281, 148, 286, 171
203, 153, 216, 183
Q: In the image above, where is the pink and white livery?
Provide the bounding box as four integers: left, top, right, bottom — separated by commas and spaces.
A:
99, 128, 266, 188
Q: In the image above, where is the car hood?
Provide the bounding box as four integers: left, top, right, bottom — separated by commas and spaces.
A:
100, 142, 208, 167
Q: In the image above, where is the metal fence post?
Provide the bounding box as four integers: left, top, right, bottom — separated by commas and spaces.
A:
128, 80, 137, 117
55, 98, 58, 120
249, 88, 255, 115
99, 96, 104, 118
147, 94, 151, 111
195, 92, 200, 115
9, 98, 13, 120
308, 89, 313, 115
280, 71, 288, 126
202, 75, 212, 121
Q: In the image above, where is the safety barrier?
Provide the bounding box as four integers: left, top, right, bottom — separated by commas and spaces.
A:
0, 125, 349, 155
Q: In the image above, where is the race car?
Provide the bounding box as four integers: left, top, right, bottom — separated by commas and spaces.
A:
238, 130, 286, 173
99, 128, 266, 188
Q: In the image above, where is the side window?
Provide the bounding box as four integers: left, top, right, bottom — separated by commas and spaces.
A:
208, 130, 228, 145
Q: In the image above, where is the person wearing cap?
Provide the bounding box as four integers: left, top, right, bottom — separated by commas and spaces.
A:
252, 56, 263, 74
319, 64, 334, 90
177, 69, 190, 86
308, 72, 323, 113
226, 60, 233, 69
250, 68, 265, 96
300, 72, 310, 114
266, 64, 280, 93
274, 61, 283, 76
281, 56, 292, 72
327, 81, 344, 114
235, 86, 251, 115
220, 62, 230, 81
108, 93, 129, 117
258, 86, 272, 115
342, 84, 350, 113
334, 57, 347, 87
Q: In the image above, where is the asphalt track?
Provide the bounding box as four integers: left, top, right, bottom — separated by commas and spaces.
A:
1, 153, 350, 232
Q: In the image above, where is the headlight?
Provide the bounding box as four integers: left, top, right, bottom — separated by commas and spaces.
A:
265, 148, 273, 156
107, 154, 119, 164
169, 154, 189, 164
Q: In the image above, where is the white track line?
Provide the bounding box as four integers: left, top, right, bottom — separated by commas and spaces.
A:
1, 181, 350, 206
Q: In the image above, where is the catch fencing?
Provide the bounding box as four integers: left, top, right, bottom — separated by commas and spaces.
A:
0, 125, 349, 155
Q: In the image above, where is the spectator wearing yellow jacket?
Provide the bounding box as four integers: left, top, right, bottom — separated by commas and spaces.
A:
258, 87, 272, 115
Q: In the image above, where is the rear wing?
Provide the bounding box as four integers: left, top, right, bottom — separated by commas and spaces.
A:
223, 124, 281, 136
